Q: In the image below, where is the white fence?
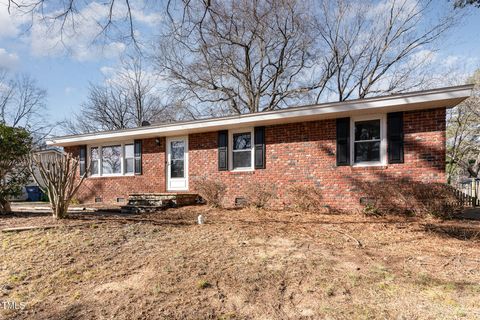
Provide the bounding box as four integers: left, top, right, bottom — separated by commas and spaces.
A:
452, 178, 480, 207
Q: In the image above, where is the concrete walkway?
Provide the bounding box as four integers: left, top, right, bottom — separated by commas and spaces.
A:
459, 208, 480, 221
10, 202, 120, 213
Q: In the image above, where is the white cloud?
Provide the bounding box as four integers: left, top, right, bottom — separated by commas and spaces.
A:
28, 2, 128, 61
0, 79, 10, 92
100, 66, 116, 76
130, 8, 163, 27
64, 86, 75, 94
369, 0, 420, 21
0, 48, 19, 69
99, 60, 169, 97
443, 55, 460, 67
409, 49, 437, 65
4, 1, 158, 62
0, 1, 27, 39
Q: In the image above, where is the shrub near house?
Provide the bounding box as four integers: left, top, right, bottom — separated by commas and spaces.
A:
0, 124, 32, 214
48, 85, 473, 213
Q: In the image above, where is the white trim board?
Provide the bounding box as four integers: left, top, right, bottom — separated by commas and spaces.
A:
166, 136, 189, 191
350, 114, 387, 167
228, 127, 255, 171
47, 85, 473, 147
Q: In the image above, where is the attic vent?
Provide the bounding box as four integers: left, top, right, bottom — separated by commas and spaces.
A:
141, 121, 151, 126
95, 197, 103, 203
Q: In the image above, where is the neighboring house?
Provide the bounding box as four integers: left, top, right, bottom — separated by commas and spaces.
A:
47, 85, 473, 210
15, 148, 64, 201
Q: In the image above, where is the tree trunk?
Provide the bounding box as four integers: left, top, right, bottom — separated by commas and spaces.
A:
52, 200, 68, 219
29, 152, 88, 220
0, 198, 12, 214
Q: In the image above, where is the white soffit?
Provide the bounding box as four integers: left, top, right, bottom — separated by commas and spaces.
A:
47, 85, 473, 147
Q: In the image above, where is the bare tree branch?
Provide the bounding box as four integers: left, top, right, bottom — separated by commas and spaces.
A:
157, 0, 458, 117
0, 69, 50, 143
28, 151, 89, 219
63, 56, 174, 134
158, 0, 326, 115
447, 70, 480, 182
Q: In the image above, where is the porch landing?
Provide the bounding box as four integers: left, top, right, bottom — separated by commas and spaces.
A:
121, 193, 199, 214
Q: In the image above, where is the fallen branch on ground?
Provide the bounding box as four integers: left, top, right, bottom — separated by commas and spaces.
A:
1, 222, 106, 233
329, 229, 363, 248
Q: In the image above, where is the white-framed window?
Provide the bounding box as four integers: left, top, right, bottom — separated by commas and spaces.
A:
351, 115, 386, 166
88, 142, 135, 177
229, 128, 254, 171
90, 147, 100, 175
102, 145, 122, 175
124, 144, 134, 174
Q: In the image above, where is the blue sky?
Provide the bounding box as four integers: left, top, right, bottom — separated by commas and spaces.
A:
0, 1, 479, 129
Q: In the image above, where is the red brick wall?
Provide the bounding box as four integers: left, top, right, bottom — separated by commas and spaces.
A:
65, 137, 166, 204
189, 108, 446, 210
67, 108, 446, 210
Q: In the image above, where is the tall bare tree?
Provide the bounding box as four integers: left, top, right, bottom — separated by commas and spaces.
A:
5, 0, 147, 50
6, 0, 460, 118
157, 0, 458, 116
0, 69, 49, 138
158, 0, 331, 115
65, 84, 131, 133
313, 0, 455, 101
64, 56, 172, 133
447, 70, 480, 182
453, 0, 480, 8
118, 55, 171, 126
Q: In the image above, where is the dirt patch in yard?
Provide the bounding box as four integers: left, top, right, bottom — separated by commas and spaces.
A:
1, 206, 479, 319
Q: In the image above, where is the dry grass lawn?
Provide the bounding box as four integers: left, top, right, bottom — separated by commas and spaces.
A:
1, 206, 479, 319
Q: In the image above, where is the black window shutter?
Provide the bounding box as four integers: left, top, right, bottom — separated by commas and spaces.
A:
79, 145, 87, 176
134, 140, 142, 175
254, 126, 266, 169
336, 118, 350, 166
218, 130, 228, 171
387, 112, 404, 164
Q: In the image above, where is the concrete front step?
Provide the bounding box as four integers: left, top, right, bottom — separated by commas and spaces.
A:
127, 200, 165, 206
121, 193, 199, 213
120, 205, 171, 214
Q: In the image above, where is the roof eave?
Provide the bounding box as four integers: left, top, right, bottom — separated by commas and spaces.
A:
47, 84, 474, 147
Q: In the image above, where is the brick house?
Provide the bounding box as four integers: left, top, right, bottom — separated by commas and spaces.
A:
47, 85, 473, 211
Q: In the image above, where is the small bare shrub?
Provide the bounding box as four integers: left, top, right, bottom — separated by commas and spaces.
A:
197, 279, 211, 289
28, 152, 89, 219
362, 203, 382, 217
357, 181, 463, 219
194, 177, 226, 208
287, 185, 325, 212
410, 183, 461, 219
244, 182, 277, 209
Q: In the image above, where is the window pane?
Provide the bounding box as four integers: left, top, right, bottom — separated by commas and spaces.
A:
125, 158, 134, 173
125, 144, 134, 158
102, 145, 122, 174
355, 120, 380, 141
354, 141, 380, 163
171, 160, 184, 178
124, 144, 134, 173
233, 133, 251, 150
91, 147, 99, 175
171, 141, 185, 160
233, 151, 251, 169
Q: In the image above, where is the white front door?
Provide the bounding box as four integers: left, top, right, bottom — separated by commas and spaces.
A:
166, 136, 188, 191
